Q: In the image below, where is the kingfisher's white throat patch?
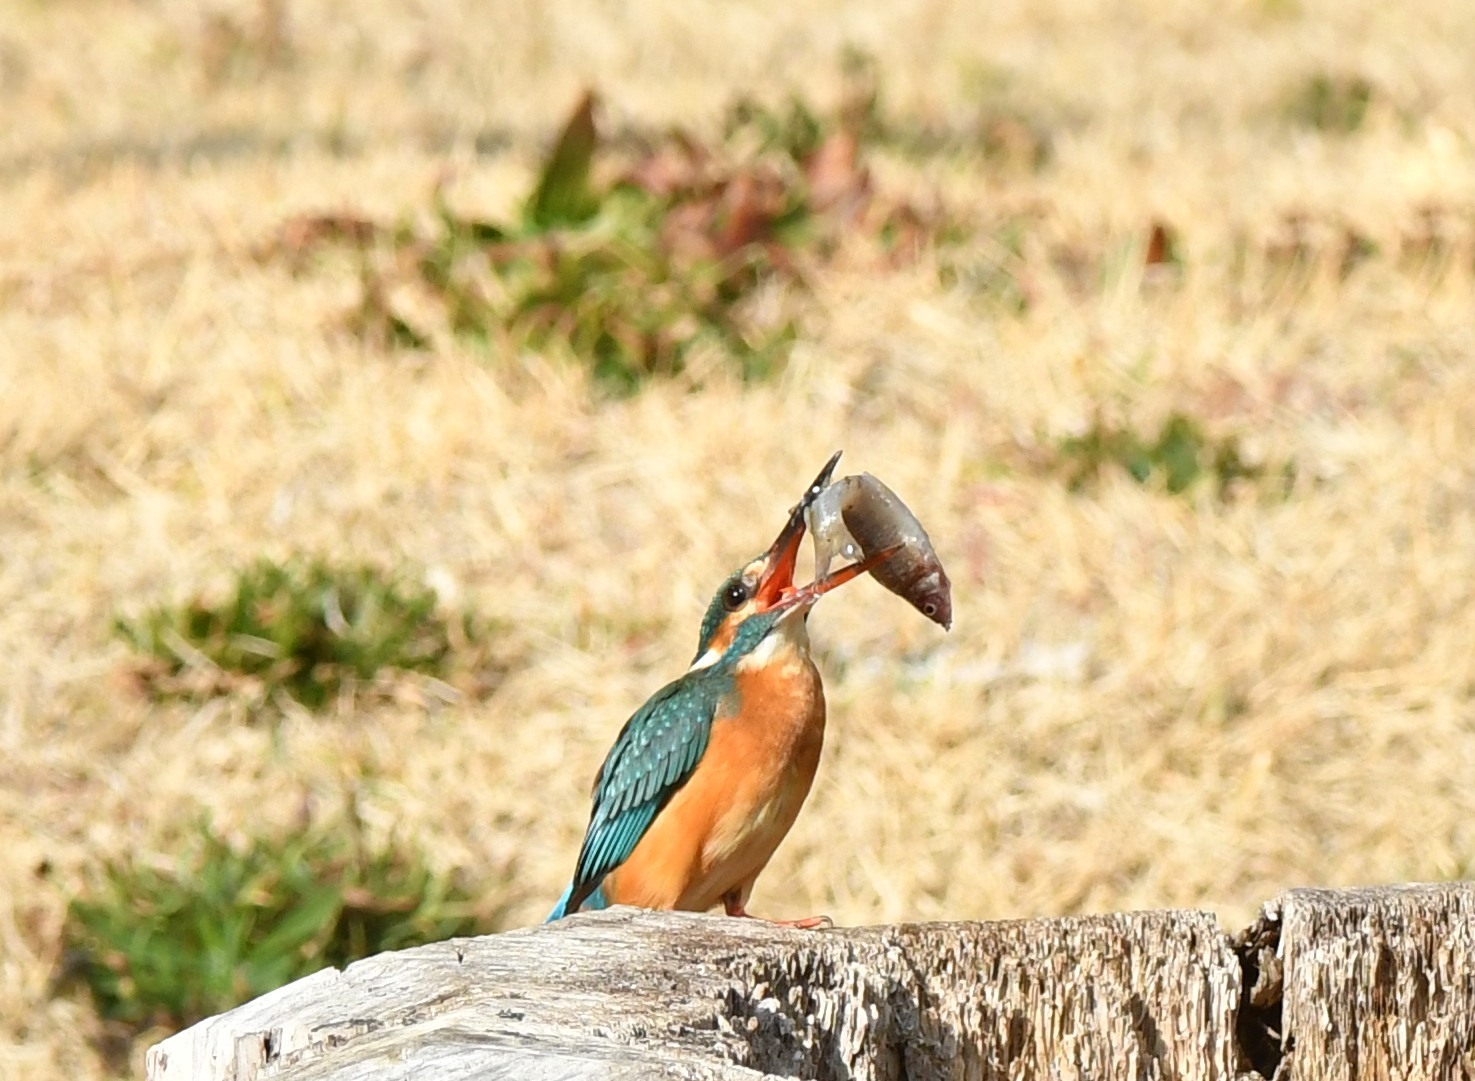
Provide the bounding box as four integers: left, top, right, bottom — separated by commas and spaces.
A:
689, 647, 722, 672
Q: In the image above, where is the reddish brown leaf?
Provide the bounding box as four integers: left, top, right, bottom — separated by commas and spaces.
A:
659, 199, 724, 265
805, 131, 870, 218
270, 213, 381, 262
622, 135, 711, 198
713, 170, 778, 255
1145, 220, 1179, 267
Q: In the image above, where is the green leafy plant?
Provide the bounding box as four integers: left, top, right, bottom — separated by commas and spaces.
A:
1056, 412, 1274, 497
115, 557, 486, 710
279, 71, 952, 393
60, 819, 498, 1035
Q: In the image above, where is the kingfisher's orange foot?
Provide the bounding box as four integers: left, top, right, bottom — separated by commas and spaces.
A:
770, 914, 834, 930
723, 895, 833, 930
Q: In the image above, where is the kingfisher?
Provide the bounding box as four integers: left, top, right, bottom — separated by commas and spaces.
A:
547, 453, 888, 927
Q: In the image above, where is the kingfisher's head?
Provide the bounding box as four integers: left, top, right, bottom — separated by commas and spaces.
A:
711, 535, 898, 673
690, 453, 840, 667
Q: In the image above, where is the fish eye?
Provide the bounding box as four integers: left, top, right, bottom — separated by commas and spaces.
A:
722, 580, 750, 612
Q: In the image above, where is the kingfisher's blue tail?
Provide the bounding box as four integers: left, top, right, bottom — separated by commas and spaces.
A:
546, 883, 609, 922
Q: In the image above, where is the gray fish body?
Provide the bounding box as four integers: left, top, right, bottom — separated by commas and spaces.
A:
805, 473, 952, 630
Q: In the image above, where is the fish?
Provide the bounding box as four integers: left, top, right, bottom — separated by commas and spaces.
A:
804, 472, 952, 630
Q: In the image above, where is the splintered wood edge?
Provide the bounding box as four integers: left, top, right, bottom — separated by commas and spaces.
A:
1275, 881, 1475, 1081
145, 882, 1475, 1081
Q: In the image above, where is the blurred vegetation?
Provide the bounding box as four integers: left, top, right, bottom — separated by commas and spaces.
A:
938, 215, 1034, 312
1055, 412, 1281, 498
942, 200, 1451, 314
941, 216, 1186, 314
929, 61, 1058, 169
1281, 72, 1376, 133
277, 62, 956, 393
60, 817, 498, 1037
197, 0, 292, 86
115, 556, 492, 711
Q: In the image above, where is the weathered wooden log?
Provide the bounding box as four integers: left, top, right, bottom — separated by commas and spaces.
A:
1245, 881, 1475, 1081
145, 882, 1475, 1081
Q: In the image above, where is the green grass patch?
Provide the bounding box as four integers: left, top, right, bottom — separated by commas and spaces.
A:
116, 557, 490, 711
1056, 412, 1280, 498
60, 819, 498, 1037
1281, 72, 1375, 134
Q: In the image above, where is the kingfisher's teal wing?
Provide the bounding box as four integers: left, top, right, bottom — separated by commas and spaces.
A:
546, 881, 607, 921
561, 674, 722, 915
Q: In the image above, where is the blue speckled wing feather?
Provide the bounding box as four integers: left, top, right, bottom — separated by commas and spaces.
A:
564, 673, 721, 913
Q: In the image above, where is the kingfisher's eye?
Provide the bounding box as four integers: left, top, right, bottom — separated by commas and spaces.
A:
722, 580, 750, 611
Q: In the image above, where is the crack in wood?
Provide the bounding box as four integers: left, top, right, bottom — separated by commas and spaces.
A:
146, 882, 1475, 1081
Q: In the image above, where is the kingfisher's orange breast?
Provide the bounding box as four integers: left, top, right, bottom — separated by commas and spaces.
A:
603, 625, 825, 912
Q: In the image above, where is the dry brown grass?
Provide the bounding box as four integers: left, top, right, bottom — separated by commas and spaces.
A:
5, 0, 1475, 1075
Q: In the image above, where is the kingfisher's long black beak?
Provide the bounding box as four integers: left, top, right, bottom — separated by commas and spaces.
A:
752, 451, 843, 609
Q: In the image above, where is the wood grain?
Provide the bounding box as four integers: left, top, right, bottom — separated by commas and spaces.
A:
1274, 882, 1475, 1081
146, 882, 1475, 1081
